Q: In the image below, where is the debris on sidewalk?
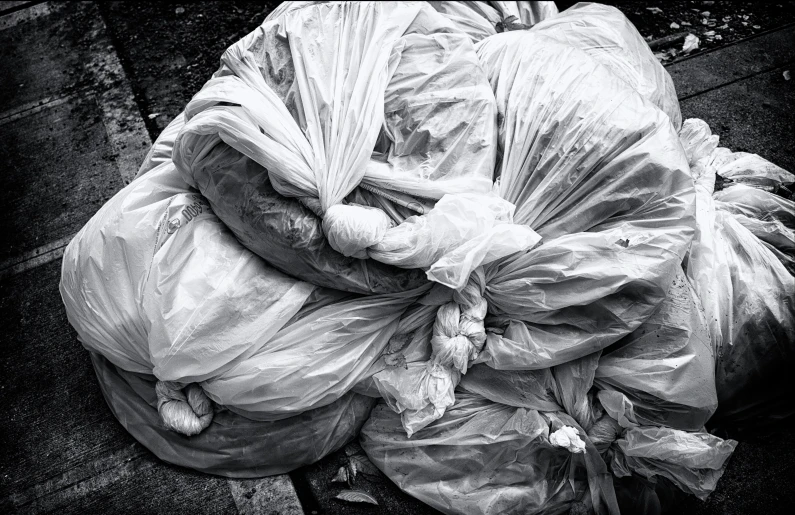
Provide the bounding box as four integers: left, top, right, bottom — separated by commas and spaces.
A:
683, 33, 701, 53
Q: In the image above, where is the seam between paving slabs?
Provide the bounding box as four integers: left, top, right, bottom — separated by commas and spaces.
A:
0, 1, 45, 17
677, 59, 795, 102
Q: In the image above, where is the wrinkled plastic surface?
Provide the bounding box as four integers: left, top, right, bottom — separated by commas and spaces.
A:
429, 2, 559, 43
369, 30, 695, 438
714, 185, 795, 270
595, 267, 718, 431
679, 119, 795, 430
60, 161, 432, 422
474, 32, 695, 368
184, 136, 428, 294
173, 2, 536, 286
611, 425, 736, 500
91, 352, 375, 477
531, 3, 681, 130
361, 393, 619, 515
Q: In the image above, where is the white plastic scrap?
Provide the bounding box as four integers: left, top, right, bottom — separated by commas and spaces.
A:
549, 426, 586, 453
682, 34, 700, 54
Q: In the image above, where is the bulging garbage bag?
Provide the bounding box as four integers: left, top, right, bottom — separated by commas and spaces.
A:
371, 30, 696, 435
710, 148, 795, 195
475, 32, 695, 367
361, 393, 619, 515
530, 3, 682, 130
173, 1, 538, 291
176, 119, 430, 294
362, 388, 736, 514
679, 118, 795, 431
60, 159, 427, 451
91, 352, 376, 477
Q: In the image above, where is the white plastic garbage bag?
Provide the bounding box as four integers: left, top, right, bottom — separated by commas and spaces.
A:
531, 3, 682, 129
594, 267, 718, 431
371, 30, 696, 436
476, 32, 695, 367
60, 160, 426, 424
362, 393, 620, 515
679, 118, 795, 430
91, 353, 376, 477
173, 1, 538, 290
714, 184, 795, 272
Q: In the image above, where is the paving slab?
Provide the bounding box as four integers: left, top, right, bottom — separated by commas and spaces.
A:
0, 93, 122, 263
679, 66, 795, 172
0, 1, 148, 271
668, 23, 795, 99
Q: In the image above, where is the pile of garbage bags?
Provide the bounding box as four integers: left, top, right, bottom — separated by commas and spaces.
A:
60, 1, 794, 513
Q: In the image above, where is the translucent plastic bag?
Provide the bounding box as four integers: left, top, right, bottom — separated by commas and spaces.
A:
91, 352, 375, 477
361, 393, 619, 515
180, 128, 429, 294
475, 32, 695, 368
531, 3, 682, 129
714, 185, 795, 272
594, 267, 718, 431
710, 148, 795, 194
370, 31, 696, 435
679, 119, 795, 430
60, 160, 426, 426
173, 1, 537, 287
362, 391, 735, 514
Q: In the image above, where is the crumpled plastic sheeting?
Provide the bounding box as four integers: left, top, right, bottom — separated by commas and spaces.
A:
612, 426, 737, 501
181, 133, 429, 294
530, 3, 682, 130
595, 389, 737, 501
173, 2, 536, 286
60, 161, 429, 422
710, 149, 795, 193
595, 267, 718, 431
472, 32, 695, 369
714, 185, 795, 271
679, 118, 795, 430
91, 353, 376, 478
361, 393, 619, 515
428, 1, 559, 43
371, 30, 695, 437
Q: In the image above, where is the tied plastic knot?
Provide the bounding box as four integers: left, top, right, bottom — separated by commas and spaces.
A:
549, 425, 586, 454
322, 204, 392, 259
156, 381, 214, 436
431, 280, 488, 374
